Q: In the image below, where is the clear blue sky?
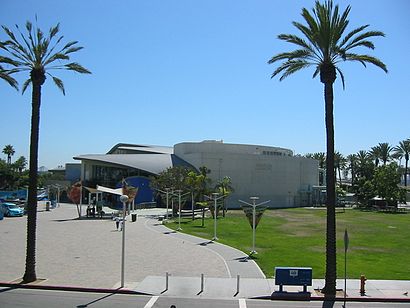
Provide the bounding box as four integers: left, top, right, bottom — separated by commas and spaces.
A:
1, 0, 409, 169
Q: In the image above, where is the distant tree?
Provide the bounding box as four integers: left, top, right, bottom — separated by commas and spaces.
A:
346, 154, 357, 187
370, 146, 381, 167
14, 156, 27, 173
378, 142, 393, 165
0, 158, 15, 189
334, 152, 346, 187
267, 0, 387, 296
150, 166, 194, 215
393, 139, 410, 186
313, 152, 326, 185
372, 164, 406, 206
0, 19, 91, 283
2, 144, 15, 164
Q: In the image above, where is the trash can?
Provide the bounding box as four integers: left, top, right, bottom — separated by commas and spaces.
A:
46, 201, 50, 211
131, 213, 137, 222
0, 210, 3, 220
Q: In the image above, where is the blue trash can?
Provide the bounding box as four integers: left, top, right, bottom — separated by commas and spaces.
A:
0, 210, 4, 220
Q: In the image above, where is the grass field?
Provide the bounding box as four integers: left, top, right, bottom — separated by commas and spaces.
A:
166, 208, 410, 279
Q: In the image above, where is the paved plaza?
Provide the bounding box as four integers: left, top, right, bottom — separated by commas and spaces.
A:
0, 203, 262, 289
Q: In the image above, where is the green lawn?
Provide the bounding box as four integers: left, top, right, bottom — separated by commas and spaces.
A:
166, 208, 410, 279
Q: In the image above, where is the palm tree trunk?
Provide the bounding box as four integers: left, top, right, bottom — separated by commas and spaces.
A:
405, 157, 408, 187
323, 81, 337, 297
22, 82, 42, 283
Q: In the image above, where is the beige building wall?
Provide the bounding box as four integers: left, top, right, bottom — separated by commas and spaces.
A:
174, 141, 318, 208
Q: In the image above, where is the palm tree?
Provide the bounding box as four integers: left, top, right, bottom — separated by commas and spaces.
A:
346, 154, 357, 186
267, 0, 387, 296
370, 146, 381, 167
334, 151, 346, 187
394, 139, 410, 186
378, 142, 393, 165
2, 144, 15, 164
0, 20, 90, 283
14, 155, 27, 173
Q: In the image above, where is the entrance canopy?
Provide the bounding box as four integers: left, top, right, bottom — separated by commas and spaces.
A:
96, 185, 122, 196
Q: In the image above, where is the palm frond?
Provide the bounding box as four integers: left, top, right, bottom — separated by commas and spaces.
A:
272, 60, 312, 81
0, 55, 19, 66
344, 53, 388, 73
65, 46, 83, 54
44, 53, 70, 66
344, 31, 385, 51
49, 23, 60, 39
51, 75, 65, 95
2, 26, 33, 63
0, 69, 18, 90
339, 25, 369, 48
336, 67, 345, 89
65, 62, 91, 74
21, 78, 31, 94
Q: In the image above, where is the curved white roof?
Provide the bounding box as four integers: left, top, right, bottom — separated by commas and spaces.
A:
74, 153, 184, 175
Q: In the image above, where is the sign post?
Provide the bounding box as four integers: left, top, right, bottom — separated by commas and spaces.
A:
343, 228, 349, 307
239, 197, 270, 255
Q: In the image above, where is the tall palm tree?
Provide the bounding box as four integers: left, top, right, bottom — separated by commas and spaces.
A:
267, 0, 387, 296
2, 144, 15, 164
394, 139, 410, 186
0, 20, 90, 283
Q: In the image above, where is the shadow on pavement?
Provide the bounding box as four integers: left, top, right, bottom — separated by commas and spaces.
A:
198, 241, 213, 246
76, 289, 121, 308
0, 286, 17, 294
322, 300, 335, 307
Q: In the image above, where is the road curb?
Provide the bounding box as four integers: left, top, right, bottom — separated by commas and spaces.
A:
254, 294, 410, 303
0, 282, 151, 296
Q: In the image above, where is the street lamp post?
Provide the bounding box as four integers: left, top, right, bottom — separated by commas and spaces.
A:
156, 188, 172, 220
119, 194, 129, 288
175, 190, 189, 231
239, 197, 270, 255
205, 193, 224, 241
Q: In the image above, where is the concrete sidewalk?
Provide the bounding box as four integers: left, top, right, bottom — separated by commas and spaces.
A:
142, 214, 265, 279
134, 276, 410, 301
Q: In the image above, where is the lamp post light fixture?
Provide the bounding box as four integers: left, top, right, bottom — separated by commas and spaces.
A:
175, 190, 190, 231
239, 196, 270, 255
119, 194, 129, 288
205, 192, 225, 241
156, 187, 172, 220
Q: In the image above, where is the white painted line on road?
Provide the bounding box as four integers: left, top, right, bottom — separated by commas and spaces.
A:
238, 298, 247, 308
144, 295, 159, 308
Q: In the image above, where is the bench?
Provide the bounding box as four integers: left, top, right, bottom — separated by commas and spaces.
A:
178, 208, 209, 218
275, 267, 312, 293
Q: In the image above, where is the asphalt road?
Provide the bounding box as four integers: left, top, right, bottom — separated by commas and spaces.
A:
0, 288, 409, 308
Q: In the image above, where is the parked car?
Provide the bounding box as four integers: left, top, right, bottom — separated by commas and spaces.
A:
0, 202, 24, 217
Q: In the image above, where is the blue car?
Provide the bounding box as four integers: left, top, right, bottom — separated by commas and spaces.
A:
1, 202, 24, 217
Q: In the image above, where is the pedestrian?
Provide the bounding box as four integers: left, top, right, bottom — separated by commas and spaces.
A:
114, 217, 120, 230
